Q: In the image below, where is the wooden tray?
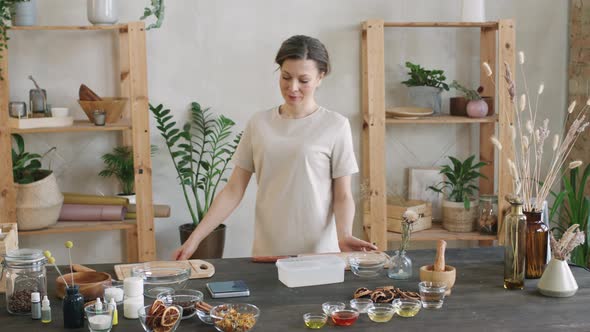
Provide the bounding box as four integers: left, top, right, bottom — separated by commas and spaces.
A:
114, 260, 215, 280
9, 116, 74, 129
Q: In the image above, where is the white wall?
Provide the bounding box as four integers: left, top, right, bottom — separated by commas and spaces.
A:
12, 0, 568, 263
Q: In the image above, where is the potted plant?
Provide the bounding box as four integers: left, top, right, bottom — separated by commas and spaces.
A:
428, 155, 487, 232
151, 102, 241, 259
449, 80, 493, 118
401, 61, 449, 114
0, 0, 33, 79
98, 145, 157, 203
11, 133, 62, 230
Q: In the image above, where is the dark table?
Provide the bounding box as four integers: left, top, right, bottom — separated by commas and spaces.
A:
1, 247, 589, 331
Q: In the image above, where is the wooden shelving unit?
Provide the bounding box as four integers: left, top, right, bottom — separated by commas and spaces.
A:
361, 20, 515, 250
0, 22, 156, 262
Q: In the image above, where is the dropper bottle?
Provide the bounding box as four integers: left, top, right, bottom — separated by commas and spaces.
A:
41, 295, 51, 323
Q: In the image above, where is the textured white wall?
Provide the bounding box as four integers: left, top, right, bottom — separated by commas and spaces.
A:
12, 0, 568, 263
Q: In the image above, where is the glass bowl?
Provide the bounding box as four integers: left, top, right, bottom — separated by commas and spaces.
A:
321, 301, 345, 315
157, 289, 204, 319
210, 303, 260, 332
303, 313, 327, 329
103, 280, 124, 305
197, 308, 214, 325
330, 308, 359, 326
131, 266, 191, 298
349, 298, 374, 314
138, 304, 183, 332
348, 252, 387, 278
394, 298, 422, 318
367, 303, 397, 323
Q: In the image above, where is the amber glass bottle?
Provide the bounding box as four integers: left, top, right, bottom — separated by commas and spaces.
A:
524, 211, 548, 279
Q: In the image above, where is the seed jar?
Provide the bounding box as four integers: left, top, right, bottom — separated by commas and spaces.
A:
2, 249, 47, 315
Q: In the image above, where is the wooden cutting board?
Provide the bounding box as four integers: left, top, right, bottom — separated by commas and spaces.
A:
114, 260, 215, 280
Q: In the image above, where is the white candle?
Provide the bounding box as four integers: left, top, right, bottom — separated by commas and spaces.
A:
123, 277, 143, 298
88, 314, 112, 330
123, 296, 144, 319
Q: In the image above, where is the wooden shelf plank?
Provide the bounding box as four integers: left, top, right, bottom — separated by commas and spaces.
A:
10, 120, 131, 134
18, 220, 136, 236
10, 25, 126, 31
365, 224, 497, 242
386, 115, 498, 124
384, 22, 499, 29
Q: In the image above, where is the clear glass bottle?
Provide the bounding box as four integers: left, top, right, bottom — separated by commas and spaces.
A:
2, 249, 47, 315
524, 210, 548, 279
503, 197, 527, 290
387, 250, 412, 280
478, 195, 498, 235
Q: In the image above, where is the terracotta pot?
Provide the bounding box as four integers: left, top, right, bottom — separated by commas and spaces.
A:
419, 264, 456, 295
179, 223, 226, 259
466, 99, 489, 118
442, 200, 478, 232
56, 272, 112, 301
15, 170, 63, 230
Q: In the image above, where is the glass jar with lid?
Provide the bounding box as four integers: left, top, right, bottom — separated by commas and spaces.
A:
2, 248, 47, 315
478, 195, 498, 235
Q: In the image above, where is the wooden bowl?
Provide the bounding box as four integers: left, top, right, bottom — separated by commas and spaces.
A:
419, 265, 456, 295
56, 272, 112, 301
78, 97, 128, 123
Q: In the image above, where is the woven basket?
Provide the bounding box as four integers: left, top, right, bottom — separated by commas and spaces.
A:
15, 171, 63, 231
442, 200, 478, 232
78, 97, 127, 123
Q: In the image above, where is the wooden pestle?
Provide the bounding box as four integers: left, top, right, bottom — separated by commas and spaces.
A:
434, 240, 447, 272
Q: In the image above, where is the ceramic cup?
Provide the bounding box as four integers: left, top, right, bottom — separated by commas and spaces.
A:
51, 107, 69, 117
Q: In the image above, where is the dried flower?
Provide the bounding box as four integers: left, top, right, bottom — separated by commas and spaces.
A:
568, 100, 577, 114
482, 62, 493, 77
519, 94, 527, 112
522, 136, 529, 150
64, 241, 75, 287
490, 136, 502, 151
552, 134, 559, 151
538, 83, 545, 95
550, 225, 585, 261
568, 160, 583, 169
526, 120, 533, 134
403, 210, 419, 224
44, 250, 68, 288
587, 97, 590, 106
510, 125, 517, 143
400, 209, 419, 252
519, 52, 527, 65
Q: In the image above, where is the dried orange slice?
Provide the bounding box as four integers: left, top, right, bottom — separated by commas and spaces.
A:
160, 306, 181, 327
147, 299, 167, 328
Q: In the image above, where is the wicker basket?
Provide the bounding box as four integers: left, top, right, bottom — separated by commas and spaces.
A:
78, 97, 128, 123
442, 200, 478, 232
15, 171, 63, 231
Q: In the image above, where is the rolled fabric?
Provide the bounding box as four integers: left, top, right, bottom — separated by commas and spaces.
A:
62, 192, 129, 207
59, 204, 127, 221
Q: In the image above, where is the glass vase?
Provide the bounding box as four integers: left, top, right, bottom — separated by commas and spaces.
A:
503, 199, 526, 290
387, 250, 412, 280
63, 285, 84, 329
524, 211, 548, 279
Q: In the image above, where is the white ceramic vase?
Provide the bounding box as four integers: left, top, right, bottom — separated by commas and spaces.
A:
10, 0, 37, 26
537, 258, 578, 297
87, 0, 118, 25
118, 193, 136, 205
461, 0, 485, 22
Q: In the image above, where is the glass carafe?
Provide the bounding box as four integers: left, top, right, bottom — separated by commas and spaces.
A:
2, 249, 47, 315
387, 250, 412, 280
503, 197, 527, 290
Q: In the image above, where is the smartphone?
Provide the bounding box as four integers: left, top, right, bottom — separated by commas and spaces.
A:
206, 280, 250, 298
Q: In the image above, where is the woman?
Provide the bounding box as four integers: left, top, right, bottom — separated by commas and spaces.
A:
173, 35, 376, 260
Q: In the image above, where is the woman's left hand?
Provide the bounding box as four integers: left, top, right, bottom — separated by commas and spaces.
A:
338, 235, 378, 252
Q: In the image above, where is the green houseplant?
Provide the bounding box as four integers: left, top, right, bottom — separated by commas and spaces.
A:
450, 80, 490, 118
549, 164, 590, 268
11, 133, 63, 230
428, 155, 487, 232
141, 0, 165, 30
401, 61, 449, 114
98, 145, 157, 203
0, 0, 31, 79
151, 102, 241, 258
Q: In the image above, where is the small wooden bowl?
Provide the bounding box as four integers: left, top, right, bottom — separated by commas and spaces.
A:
419, 265, 456, 295
56, 272, 112, 301
78, 97, 128, 123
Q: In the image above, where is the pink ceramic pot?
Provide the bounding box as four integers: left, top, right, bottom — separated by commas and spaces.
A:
466, 99, 488, 118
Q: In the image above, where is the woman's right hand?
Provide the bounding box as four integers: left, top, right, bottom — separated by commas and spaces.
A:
172, 237, 200, 261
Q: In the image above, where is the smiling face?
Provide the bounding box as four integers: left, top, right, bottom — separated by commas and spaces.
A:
279, 59, 325, 107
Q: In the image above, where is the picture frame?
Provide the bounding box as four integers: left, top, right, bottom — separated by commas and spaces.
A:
408, 167, 443, 222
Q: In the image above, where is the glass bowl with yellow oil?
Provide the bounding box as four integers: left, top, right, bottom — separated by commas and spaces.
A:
394, 298, 421, 318
303, 313, 327, 329
367, 303, 397, 323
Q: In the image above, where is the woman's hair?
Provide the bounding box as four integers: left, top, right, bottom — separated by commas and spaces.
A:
275, 35, 331, 76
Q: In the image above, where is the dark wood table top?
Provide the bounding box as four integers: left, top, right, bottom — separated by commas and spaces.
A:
1, 247, 589, 331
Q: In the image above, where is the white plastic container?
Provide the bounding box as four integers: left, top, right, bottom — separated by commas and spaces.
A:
276, 255, 346, 288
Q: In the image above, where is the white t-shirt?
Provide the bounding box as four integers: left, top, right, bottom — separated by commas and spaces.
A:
232, 106, 359, 256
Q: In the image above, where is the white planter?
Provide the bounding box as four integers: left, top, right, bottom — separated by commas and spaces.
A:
537, 258, 578, 297
87, 0, 118, 25
442, 199, 478, 232
10, 0, 37, 26
118, 193, 136, 205
15, 171, 63, 230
